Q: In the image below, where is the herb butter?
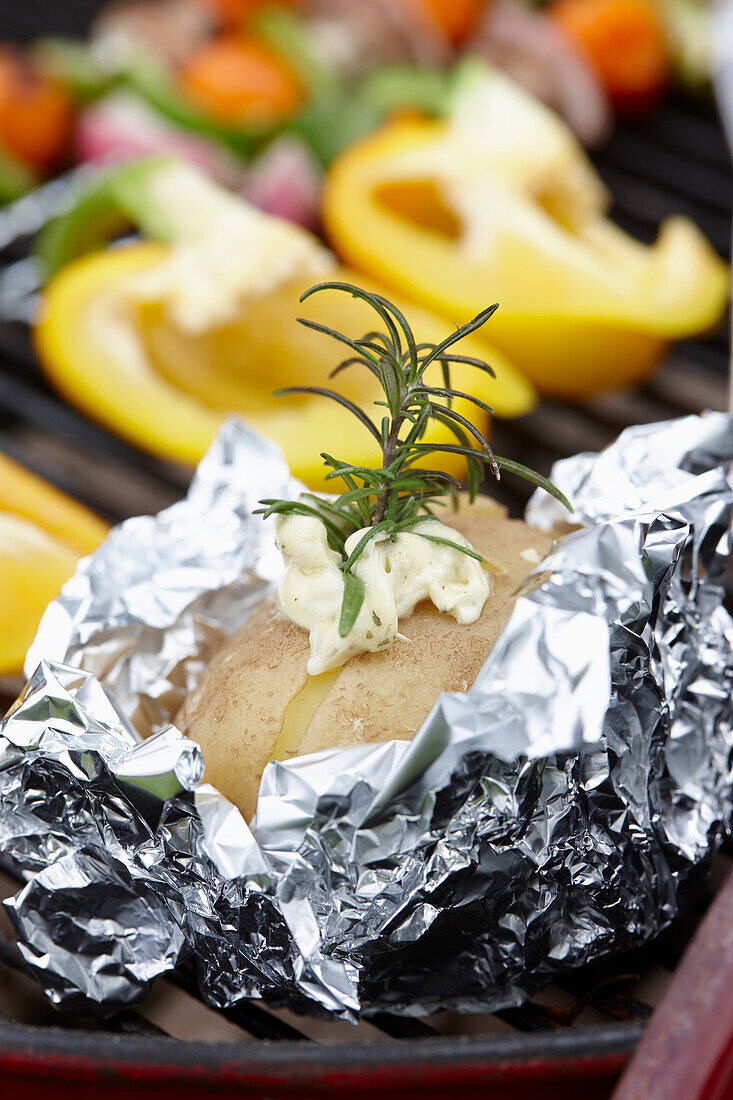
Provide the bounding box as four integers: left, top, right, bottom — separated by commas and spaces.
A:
276, 513, 491, 674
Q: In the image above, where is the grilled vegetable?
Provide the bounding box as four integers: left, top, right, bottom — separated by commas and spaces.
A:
394, 0, 487, 46
0, 46, 74, 174
466, 0, 613, 147
0, 452, 107, 675
178, 34, 304, 125
547, 0, 671, 112
0, 145, 38, 204
33, 160, 534, 485
74, 92, 246, 188
323, 61, 728, 397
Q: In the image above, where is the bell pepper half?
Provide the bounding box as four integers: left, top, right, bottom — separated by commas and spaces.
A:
0, 451, 108, 674
33, 159, 535, 489
322, 62, 729, 398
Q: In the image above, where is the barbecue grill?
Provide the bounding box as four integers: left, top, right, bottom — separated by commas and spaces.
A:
0, 3, 731, 1096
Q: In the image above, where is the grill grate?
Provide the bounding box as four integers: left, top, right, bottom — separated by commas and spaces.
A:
0, 30, 731, 1094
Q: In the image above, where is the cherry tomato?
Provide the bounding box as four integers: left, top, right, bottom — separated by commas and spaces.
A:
178, 34, 304, 125
0, 47, 74, 172
396, 0, 487, 47
194, 0, 300, 31
548, 0, 670, 113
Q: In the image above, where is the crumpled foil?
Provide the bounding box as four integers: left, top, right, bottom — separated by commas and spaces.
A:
2, 411, 733, 1020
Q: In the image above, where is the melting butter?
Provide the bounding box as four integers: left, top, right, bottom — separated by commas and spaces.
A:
275, 514, 491, 675
271, 670, 340, 761
122, 161, 331, 333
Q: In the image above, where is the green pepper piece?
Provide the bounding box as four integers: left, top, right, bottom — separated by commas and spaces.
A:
35, 156, 179, 280
284, 64, 456, 168
252, 6, 338, 98
254, 6, 383, 165
358, 65, 454, 120
32, 38, 112, 104
287, 96, 383, 168
255, 11, 455, 166
0, 144, 38, 205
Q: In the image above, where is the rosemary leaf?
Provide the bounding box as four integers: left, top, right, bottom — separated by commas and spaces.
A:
276, 386, 382, 442
330, 355, 381, 380
411, 530, 484, 562
255, 498, 347, 547
417, 302, 499, 377
495, 457, 574, 511
426, 403, 494, 453
420, 386, 495, 416
343, 521, 391, 573
258, 281, 569, 637
300, 281, 402, 358
339, 571, 366, 637
296, 317, 383, 368
428, 353, 497, 377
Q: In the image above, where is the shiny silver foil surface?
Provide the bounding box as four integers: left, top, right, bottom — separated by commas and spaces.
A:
2, 411, 733, 1020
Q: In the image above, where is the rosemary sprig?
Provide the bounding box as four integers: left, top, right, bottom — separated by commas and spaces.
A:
256, 282, 571, 636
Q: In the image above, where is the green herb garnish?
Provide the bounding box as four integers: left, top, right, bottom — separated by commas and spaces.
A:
256, 282, 571, 636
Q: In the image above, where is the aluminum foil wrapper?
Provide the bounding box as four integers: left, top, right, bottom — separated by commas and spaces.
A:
2, 411, 733, 1020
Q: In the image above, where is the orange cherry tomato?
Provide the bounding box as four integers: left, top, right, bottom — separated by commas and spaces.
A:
547, 0, 670, 113
0, 47, 74, 172
396, 0, 487, 46
178, 34, 303, 125
194, 0, 300, 31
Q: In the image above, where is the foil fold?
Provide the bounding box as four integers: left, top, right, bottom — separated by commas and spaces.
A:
2, 411, 733, 1020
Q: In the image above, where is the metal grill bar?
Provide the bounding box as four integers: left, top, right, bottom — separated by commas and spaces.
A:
166, 966, 309, 1043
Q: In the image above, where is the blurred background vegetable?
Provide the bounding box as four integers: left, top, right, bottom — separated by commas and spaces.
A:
467, 0, 613, 146
393, 0, 486, 47
196, 0, 301, 31
0, 148, 38, 206
547, 0, 671, 113
3, 0, 712, 223
661, 0, 711, 90
177, 34, 304, 123
90, 0, 213, 69
74, 90, 247, 184
322, 63, 728, 397
0, 45, 75, 186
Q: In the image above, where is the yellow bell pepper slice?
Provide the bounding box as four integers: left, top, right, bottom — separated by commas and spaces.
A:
0, 513, 78, 675
322, 66, 729, 399
0, 453, 108, 674
0, 450, 108, 556
34, 240, 535, 488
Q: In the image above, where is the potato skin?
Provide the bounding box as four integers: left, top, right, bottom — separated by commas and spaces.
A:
178, 499, 554, 820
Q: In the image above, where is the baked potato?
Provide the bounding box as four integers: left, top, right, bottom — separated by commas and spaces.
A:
178, 497, 554, 820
